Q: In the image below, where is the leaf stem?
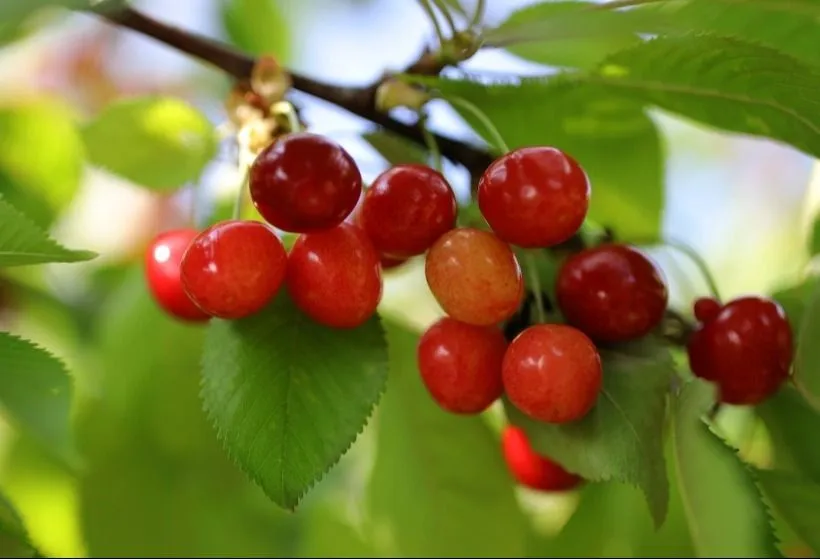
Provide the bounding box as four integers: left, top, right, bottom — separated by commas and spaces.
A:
525, 252, 546, 323
664, 239, 722, 302
444, 95, 510, 154
417, 0, 448, 45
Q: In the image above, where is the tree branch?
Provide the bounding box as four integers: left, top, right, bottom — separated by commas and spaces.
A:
95, 6, 494, 175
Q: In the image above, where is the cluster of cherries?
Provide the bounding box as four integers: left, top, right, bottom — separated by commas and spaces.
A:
142, 130, 796, 495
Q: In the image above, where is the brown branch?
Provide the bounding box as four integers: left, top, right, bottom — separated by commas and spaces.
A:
94, 6, 494, 175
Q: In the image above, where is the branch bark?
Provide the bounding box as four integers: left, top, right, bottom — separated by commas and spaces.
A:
95, 7, 494, 175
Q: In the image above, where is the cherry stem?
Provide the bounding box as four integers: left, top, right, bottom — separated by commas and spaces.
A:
431, 0, 459, 37
445, 95, 510, 154
421, 115, 443, 172
664, 238, 722, 302
525, 252, 547, 323
417, 0, 448, 45
471, 0, 487, 28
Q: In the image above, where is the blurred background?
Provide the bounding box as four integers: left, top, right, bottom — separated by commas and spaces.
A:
0, 0, 817, 556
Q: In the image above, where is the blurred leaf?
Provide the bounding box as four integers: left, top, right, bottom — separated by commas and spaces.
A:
0, 0, 87, 45
363, 131, 429, 166
221, 0, 290, 59
671, 379, 781, 558
201, 292, 388, 510
758, 387, 820, 484
490, 2, 640, 69
647, 0, 820, 68
79, 270, 299, 556
809, 217, 820, 256
0, 332, 76, 466
757, 469, 820, 555
771, 278, 818, 334
82, 96, 218, 191
367, 321, 527, 556
0, 489, 37, 557
0, 196, 96, 267
0, 100, 85, 227
504, 338, 673, 527
593, 35, 820, 158
415, 76, 664, 240
795, 279, 820, 410
301, 504, 377, 558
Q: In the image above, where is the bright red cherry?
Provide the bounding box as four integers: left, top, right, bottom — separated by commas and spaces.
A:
144, 229, 210, 322
358, 164, 457, 258
425, 228, 524, 326
694, 296, 722, 323
687, 296, 793, 405
503, 324, 602, 424
249, 132, 362, 233
180, 220, 287, 320
417, 317, 507, 414
502, 426, 582, 492
477, 146, 590, 248
287, 222, 382, 328
556, 244, 668, 343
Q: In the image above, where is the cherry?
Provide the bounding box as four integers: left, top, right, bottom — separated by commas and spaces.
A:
417, 317, 507, 414
358, 164, 457, 258
477, 146, 590, 248
380, 255, 407, 270
693, 296, 722, 323
503, 324, 602, 424
686, 296, 793, 405
502, 426, 582, 492
180, 221, 287, 320
425, 228, 524, 326
249, 132, 362, 233
287, 222, 382, 328
144, 229, 210, 322
556, 243, 668, 343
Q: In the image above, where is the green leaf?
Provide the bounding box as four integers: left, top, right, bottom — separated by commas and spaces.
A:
0, 0, 87, 45
648, 0, 820, 68
671, 379, 781, 558
301, 505, 377, 558
504, 338, 673, 527
0, 490, 37, 558
771, 278, 819, 335
795, 279, 820, 409
82, 96, 218, 191
363, 131, 429, 167
79, 270, 299, 556
221, 0, 290, 59
0, 331, 76, 465
0, 196, 96, 267
367, 321, 527, 556
758, 386, 820, 484
757, 469, 820, 555
201, 291, 388, 510
0, 100, 85, 227
592, 34, 820, 158
489, 2, 641, 70
415, 76, 664, 240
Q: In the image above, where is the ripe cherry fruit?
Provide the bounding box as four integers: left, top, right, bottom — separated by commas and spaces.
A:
503, 324, 602, 424
249, 132, 362, 233
180, 220, 287, 320
425, 228, 524, 326
417, 317, 507, 414
693, 296, 722, 323
687, 296, 793, 405
556, 243, 668, 343
502, 426, 582, 492
287, 222, 382, 329
144, 229, 210, 322
358, 164, 457, 258
477, 146, 590, 248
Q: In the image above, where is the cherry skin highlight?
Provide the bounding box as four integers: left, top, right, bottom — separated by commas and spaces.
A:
477, 146, 590, 248
425, 228, 524, 326
287, 222, 382, 329
144, 229, 210, 322
417, 317, 507, 414
503, 324, 602, 424
249, 132, 362, 233
180, 220, 288, 320
694, 296, 722, 323
502, 426, 582, 492
556, 243, 668, 343
359, 164, 457, 258
687, 296, 793, 405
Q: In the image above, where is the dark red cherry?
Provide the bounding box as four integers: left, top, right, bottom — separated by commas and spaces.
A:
477, 146, 590, 248
249, 132, 362, 233
694, 296, 722, 323
180, 220, 287, 320
502, 426, 582, 492
144, 229, 210, 322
